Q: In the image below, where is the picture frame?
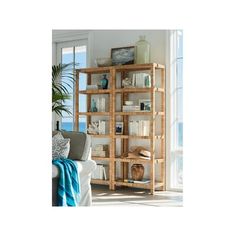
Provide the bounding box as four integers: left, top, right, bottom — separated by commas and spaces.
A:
139, 99, 151, 111
115, 122, 124, 134
111, 46, 135, 65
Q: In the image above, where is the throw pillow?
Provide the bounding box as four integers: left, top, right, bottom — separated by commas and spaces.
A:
52, 132, 70, 159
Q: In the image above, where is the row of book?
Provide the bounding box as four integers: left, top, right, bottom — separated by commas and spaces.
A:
91, 164, 109, 180
129, 120, 150, 136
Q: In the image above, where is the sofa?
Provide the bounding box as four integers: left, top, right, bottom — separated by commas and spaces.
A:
52, 131, 96, 206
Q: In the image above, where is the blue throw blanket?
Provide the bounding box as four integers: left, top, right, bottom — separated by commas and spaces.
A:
52, 158, 81, 206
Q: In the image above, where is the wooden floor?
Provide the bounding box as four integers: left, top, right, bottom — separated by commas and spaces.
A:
91, 185, 183, 207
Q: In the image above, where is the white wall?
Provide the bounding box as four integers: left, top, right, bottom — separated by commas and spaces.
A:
90, 30, 166, 66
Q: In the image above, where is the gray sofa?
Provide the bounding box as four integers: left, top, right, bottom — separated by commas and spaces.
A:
52, 131, 96, 206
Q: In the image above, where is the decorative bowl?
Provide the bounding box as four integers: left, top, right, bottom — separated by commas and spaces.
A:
125, 101, 133, 105
95, 58, 112, 67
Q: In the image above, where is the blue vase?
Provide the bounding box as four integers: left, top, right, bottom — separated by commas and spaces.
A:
101, 74, 108, 89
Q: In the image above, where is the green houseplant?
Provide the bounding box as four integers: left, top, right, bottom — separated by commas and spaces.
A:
52, 63, 75, 116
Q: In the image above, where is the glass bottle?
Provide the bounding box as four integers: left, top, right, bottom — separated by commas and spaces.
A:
101, 74, 108, 89
135, 35, 150, 64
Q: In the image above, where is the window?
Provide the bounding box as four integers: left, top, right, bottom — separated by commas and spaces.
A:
56, 40, 87, 132
170, 30, 183, 190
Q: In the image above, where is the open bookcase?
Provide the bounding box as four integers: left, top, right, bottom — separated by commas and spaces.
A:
75, 63, 165, 194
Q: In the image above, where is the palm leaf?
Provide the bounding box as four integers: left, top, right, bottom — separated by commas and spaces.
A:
52, 63, 78, 117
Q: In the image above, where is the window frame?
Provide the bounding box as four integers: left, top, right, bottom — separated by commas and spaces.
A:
166, 30, 183, 191
55, 38, 88, 131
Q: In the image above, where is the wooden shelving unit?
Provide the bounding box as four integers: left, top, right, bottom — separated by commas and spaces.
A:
75, 63, 166, 194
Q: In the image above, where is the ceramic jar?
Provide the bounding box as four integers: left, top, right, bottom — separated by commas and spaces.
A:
131, 164, 144, 181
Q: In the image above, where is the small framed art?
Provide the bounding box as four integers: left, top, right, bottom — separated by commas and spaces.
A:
111, 46, 135, 65
139, 99, 151, 111
115, 122, 124, 134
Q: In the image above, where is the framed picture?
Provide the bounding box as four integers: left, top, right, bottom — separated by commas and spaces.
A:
139, 99, 151, 111
115, 122, 124, 134
111, 46, 135, 65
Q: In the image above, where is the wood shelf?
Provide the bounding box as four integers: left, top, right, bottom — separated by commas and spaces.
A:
114, 135, 164, 139
115, 180, 164, 189
79, 89, 111, 94
77, 63, 165, 74
115, 87, 164, 93
91, 179, 110, 185
76, 63, 166, 194
92, 156, 110, 161
115, 111, 164, 116
115, 157, 164, 164
89, 134, 111, 138
78, 112, 110, 116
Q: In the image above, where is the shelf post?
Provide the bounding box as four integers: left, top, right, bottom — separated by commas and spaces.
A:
110, 68, 116, 190
161, 67, 166, 190
150, 64, 156, 194
75, 70, 79, 131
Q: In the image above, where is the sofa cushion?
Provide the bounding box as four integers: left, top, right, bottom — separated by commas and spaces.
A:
52, 132, 70, 159
52, 131, 90, 161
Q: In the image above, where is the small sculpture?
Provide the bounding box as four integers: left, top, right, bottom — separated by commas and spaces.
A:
122, 77, 134, 88
87, 122, 99, 134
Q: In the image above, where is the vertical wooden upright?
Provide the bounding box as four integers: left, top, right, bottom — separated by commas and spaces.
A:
110, 68, 116, 190
87, 73, 92, 130
161, 68, 166, 190
75, 70, 79, 131
75, 63, 165, 194
150, 64, 156, 194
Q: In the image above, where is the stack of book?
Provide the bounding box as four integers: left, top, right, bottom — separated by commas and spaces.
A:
122, 105, 140, 112
129, 120, 150, 136
92, 144, 109, 157
124, 179, 150, 184
132, 73, 151, 88
86, 84, 98, 90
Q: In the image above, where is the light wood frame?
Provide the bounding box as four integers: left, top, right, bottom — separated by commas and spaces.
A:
75, 63, 166, 194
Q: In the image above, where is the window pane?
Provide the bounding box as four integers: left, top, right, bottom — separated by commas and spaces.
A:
177, 122, 183, 147
177, 88, 183, 119
79, 94, 87, 112
79, 116, 87, 132
176, 59, 183, 88
59, 43, 87, 132
61, 117, 73, 131
177, 30, 183, 59
170, 30, 183, 190
75, 46, 87, 68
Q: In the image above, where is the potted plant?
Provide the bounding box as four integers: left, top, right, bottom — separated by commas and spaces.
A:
52, 63, 75, 116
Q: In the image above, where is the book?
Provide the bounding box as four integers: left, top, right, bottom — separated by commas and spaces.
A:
93, 144, 109, 151
86, 85, 98, 90
92, 150, 108, 157
122, 105, 140, 112
124, 179, 151, 184
103, 165, 109, 180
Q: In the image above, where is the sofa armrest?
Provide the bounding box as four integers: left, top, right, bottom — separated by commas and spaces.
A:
80, 134, 92, 161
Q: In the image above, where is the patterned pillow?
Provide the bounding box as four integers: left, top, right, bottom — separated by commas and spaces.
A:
52, 132, 70, 159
